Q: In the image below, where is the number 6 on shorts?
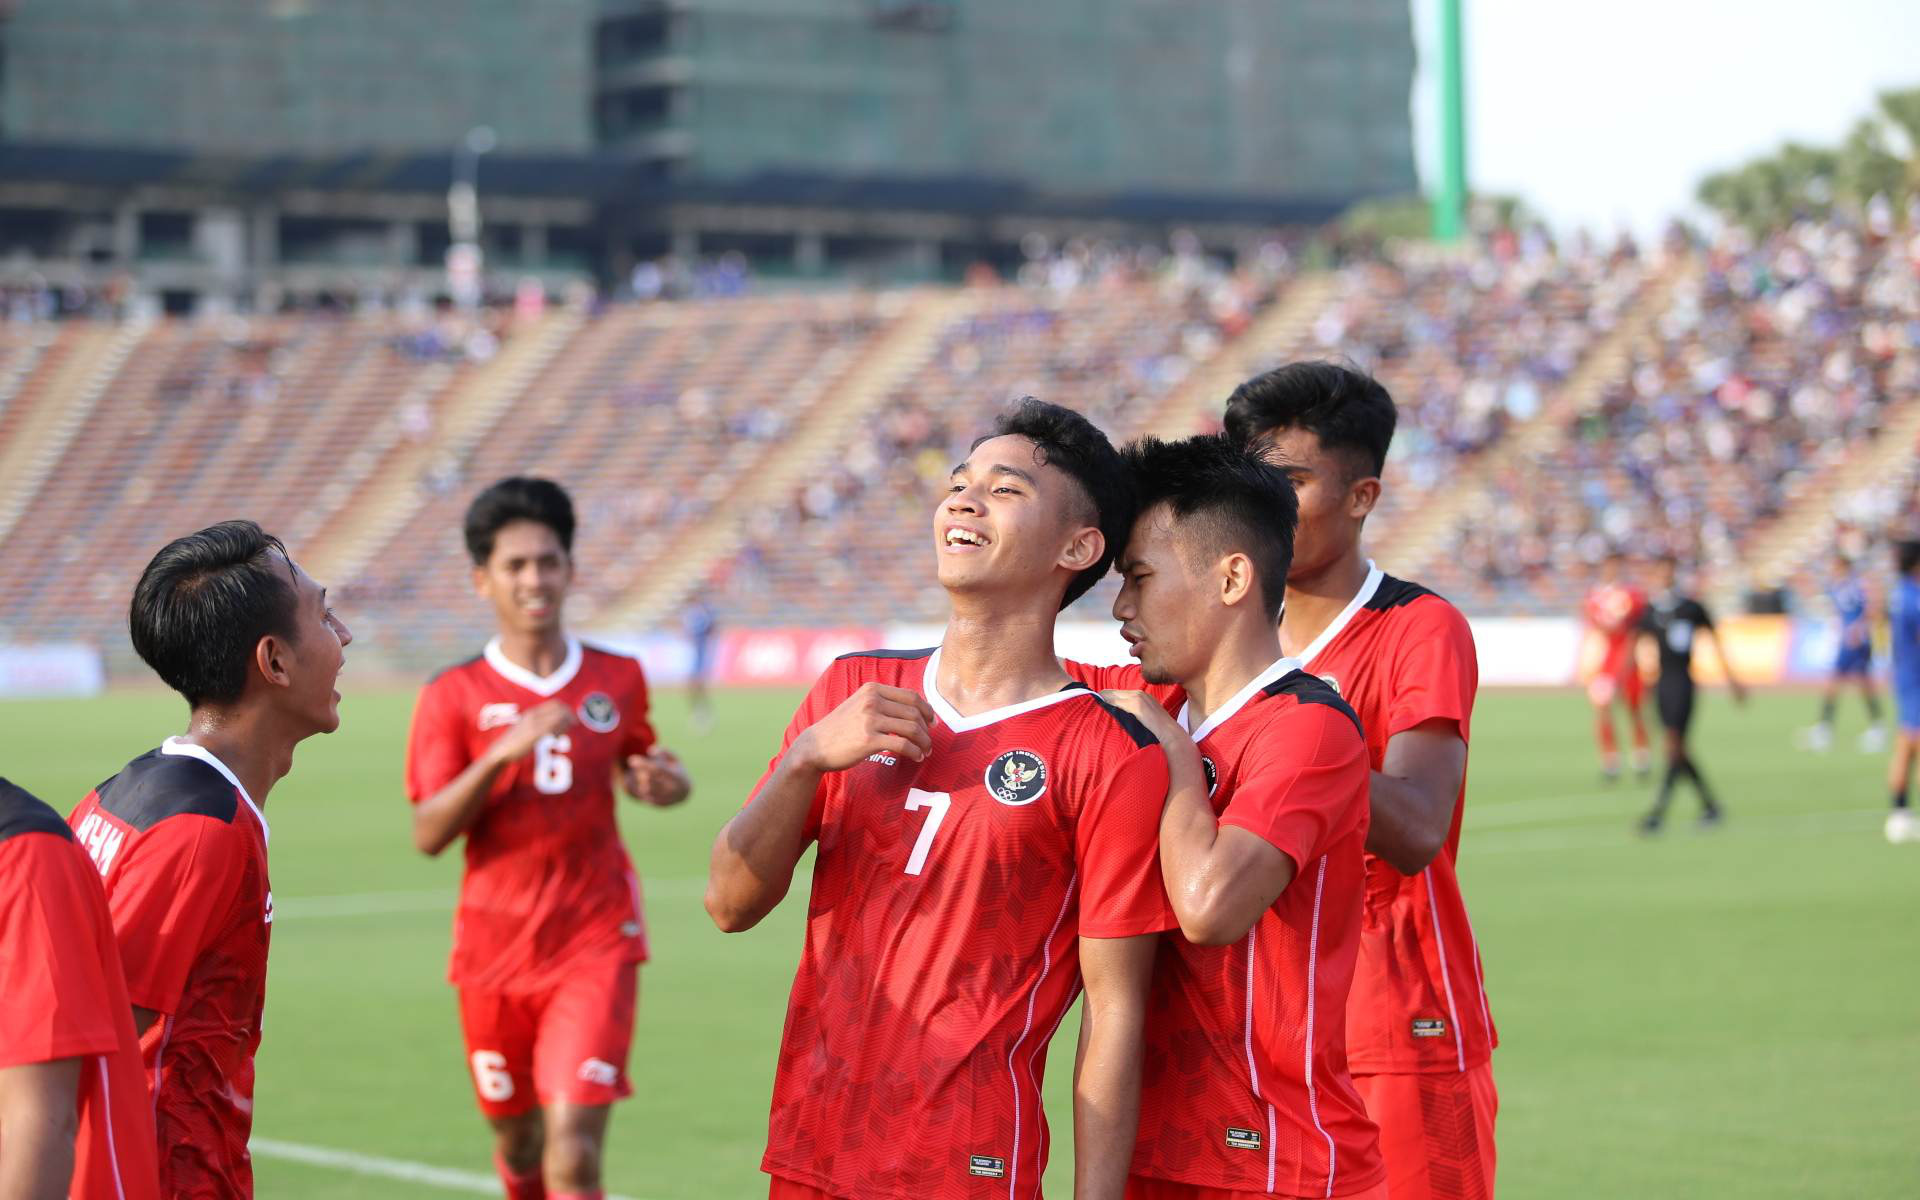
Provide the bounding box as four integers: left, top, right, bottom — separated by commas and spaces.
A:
470, 1049, 515, 1102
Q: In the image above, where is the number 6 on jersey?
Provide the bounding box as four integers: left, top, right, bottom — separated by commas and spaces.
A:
903, 789, 951, 875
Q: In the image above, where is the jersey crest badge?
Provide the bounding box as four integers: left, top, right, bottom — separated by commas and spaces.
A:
985, 749, 1047, 806
578, 692, 620, 734
1201, 756, 1219, 797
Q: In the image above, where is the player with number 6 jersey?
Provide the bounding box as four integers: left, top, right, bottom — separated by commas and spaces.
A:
708, 400, 1183, 1200
406, 477, 692, 1200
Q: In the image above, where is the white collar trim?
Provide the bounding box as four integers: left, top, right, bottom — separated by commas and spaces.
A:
484, 635, 582, 697
1178, 654, 1303, 743
161, 737, 268, 846
922, 646, 1091, 733
1296, 560, 1384, 668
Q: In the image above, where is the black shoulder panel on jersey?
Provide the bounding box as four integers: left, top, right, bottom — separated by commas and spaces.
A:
1263, 670, 1365, 737
96, 751, 239, 831
833, 646, 938, 662
425, 653, 485, 685
1365, 575, 1441, 611
0, 777, 74, 845
1090, 697, 1159, 748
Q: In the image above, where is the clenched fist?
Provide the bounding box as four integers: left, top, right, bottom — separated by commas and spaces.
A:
791, 683, 937, 772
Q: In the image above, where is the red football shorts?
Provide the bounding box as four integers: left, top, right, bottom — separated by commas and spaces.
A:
458, 959, 638, 1118
1588, 642, 1643, 707
768, 1176, 846, 1200
1125, 1176, 1388, 1200
1353, 1063, 1498, 1200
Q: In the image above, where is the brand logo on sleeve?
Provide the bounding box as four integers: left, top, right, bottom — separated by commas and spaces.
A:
478, 703, 521, 731
74, 812, 125, 876
968, 1155, 1007, 1178
578, 693, 621, 734
1225, 1127, 1263, 1150
1412, 1018, 1448, 1038
985, 750, 1047, 806
1201, 756, 1219, 797
264, 891, 274, 925
1319, 675, 1342, 697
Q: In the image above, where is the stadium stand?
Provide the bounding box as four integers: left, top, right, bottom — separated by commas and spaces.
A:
2, 217, 1914, 671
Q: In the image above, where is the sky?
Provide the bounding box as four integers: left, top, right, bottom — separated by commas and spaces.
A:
1408, 0, 1920, 234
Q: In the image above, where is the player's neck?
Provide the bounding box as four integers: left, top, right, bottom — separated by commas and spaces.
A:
1279, 546, 1371, 659
492, 626, 571, 676
178, 709, 297, 808
1182, 618, 1286, 732
937, 604, 1070, 717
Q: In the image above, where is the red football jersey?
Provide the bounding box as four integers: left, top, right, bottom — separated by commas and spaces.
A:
406, 636, 656, 992
0, 778, 162, 1200
1059, 659, 1383, 1196
68, 739, 273, 1200
1584, 584, 1647, 646
1296, 567, 1496, 1076
757, 647, 1176, 1200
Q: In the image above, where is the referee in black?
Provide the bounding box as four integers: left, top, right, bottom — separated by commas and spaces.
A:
1638, 556, 1747, 833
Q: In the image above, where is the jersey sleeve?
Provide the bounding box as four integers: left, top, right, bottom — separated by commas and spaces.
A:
105, 817, 246, 1015
1690, 600, 1716, 630
0, 836, 125, 1066
744, 662, 853, 840
1059, 661, 1184, 715
1076, 740, 1177, 938
619, 660, 659, 759
405, 677, 471, 804
1386, 598, 1479, 741
1219, 706, 1370, 874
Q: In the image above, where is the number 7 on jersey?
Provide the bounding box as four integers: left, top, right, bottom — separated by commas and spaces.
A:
903, 789, 951, 875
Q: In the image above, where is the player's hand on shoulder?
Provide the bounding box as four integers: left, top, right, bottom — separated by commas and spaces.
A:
489, 699, 575, 764
792, 682, 935, 771
1099, 688, 1184, 745
625, 744, 692, 807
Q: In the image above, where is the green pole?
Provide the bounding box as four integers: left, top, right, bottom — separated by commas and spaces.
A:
1433, 0, 1467, 241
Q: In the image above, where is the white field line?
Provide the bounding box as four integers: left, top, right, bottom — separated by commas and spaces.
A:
250, 1137, 652, 1199
1469, 807, 1882, 856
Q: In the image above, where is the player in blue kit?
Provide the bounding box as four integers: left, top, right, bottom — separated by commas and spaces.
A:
1802, 553, 1885, 753
1882, 541, 1920, 844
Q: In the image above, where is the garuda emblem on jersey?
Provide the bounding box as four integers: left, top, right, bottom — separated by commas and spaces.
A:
1201, 756, 1219, 797
578, 692, 621, 734
986, 749, 1048, 806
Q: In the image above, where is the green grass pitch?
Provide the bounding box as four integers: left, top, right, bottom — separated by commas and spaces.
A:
4, 684, 1915, 1198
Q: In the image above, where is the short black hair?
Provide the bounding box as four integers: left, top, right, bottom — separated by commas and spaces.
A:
973, 397, 1134, 609
464, 477, 576, 565
1222, 361, 1397, 480
1125, 433, 1298, 622
130, 520, 300, 708
1896, 541, 1920, 576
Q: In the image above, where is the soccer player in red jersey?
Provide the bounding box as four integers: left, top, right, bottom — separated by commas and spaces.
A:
1067, 433, 1385, 1200
68, 520, 352, 1199
1223, 365, 1497, 1200
706, 399, 1181, 1200
0, 777, 162, 1200
1582, 553, 1651, 782
406, 477, 690, 1200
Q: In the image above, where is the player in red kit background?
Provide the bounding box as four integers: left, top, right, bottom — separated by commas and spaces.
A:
1223, 365, 1498, 1200
1582, 553, 1651, 782
68, 520, 352, 1199
407, 477, 690, 1200
1068, 434, 1385, 1200
0, 777, 161, 1200
706, 399, 1182, 1200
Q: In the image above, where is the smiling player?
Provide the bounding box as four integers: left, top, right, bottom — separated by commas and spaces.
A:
407, 477, 689, 1200
69, 520, 352, 1199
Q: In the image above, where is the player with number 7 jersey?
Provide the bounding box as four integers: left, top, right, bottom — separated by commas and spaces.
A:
708, 400, 1183, 1200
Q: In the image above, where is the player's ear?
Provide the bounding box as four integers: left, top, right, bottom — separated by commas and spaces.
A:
1218, 552, 1255, 609
1348, 474, 1381, 521
471, 563, 491, 598
255, 634, 292, 691
1059, 524, 1103, 574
